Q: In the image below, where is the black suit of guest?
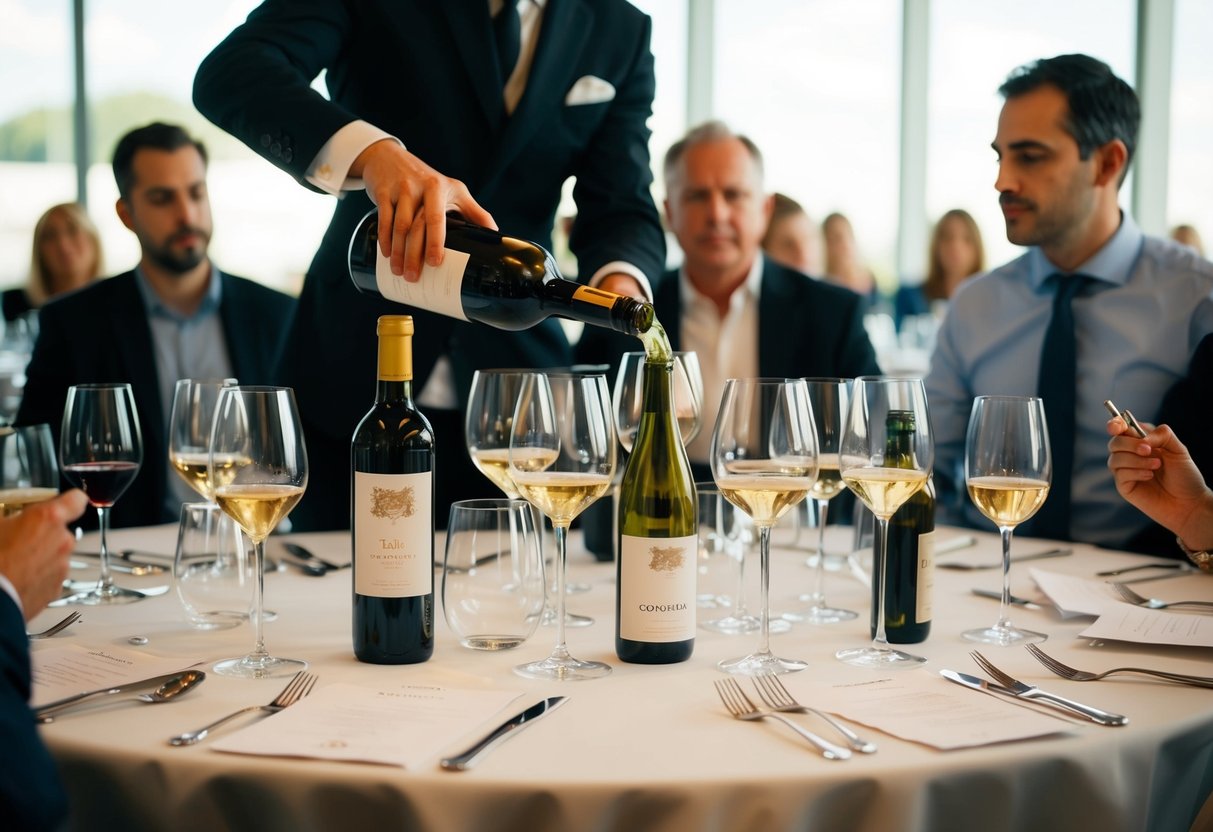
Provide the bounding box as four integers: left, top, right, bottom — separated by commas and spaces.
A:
193, 0, 666, 530
16, 272, 294, 528
0, 593, 67, 830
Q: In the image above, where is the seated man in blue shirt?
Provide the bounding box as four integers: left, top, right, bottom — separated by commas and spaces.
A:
18, 123, 294, 527
925, 54, 1213, 554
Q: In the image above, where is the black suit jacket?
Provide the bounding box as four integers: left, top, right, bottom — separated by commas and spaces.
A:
0, 593, 67, 830
194, 0, 666, 529
15, 271, 294, 528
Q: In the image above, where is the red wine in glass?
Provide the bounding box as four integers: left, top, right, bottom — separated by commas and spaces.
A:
63, 461, 140, 507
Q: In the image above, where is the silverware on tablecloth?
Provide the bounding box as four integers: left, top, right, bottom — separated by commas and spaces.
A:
26, 611, 82, 639
937, 548, 1071, 570
1097, 562, 1190, 577
72, 550, 169, 575
440, 696, 567, 771
969, 651, 1128, 726
35, 669, 205, 721
168, 671, 317, 746
1111, 582, 1213, 613
750, 676, 876, 753
282, 542, 347, 571
1025, 644, 1213, 687
970, 588, 1042, 610
712, 679, 850, 760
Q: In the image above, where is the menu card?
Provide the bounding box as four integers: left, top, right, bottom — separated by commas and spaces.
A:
212, 682, 525, 768
31, 644, 203, 708
1080, 605, 1213, 648
1029, 569, 1124, 617
782, 672, 1069, 750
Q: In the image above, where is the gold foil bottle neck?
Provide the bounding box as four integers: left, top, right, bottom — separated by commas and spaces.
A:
377, 315, 413, 381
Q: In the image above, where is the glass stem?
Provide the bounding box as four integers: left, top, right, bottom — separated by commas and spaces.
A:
872, 517, 892, 648
810, 499, 830, 606
757, 524, 772, 656
735, 536, 749, 617
95, 505, 114, 594
551, 523, 571, 660
997, 525, 1014, 631
249, 536, 268, 661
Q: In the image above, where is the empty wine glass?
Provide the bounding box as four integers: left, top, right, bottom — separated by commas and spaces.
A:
210, 386, 308, 678
58, 384, 145, 605
510, 372, 616, 680
168, 377, 237, 502
836, 376, 933, 668
0, 423, 59, 516
962, 395, 1051, 646
784, 379, 857, 625
712, 378, 818, 675
614, 350, 704, 451
173, 501, 251, 630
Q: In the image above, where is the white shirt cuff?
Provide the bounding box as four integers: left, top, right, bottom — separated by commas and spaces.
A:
0, 573, 24, 620
588, 261, 653, 301
304, 120, 403, 195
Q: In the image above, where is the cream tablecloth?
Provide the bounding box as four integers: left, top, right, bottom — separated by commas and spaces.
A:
32, 524, 1213, 832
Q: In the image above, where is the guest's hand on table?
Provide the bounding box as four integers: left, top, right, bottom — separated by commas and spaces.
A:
0, 490, 88, 619
1107, 417, 1213, 553
352, 139, 496, 281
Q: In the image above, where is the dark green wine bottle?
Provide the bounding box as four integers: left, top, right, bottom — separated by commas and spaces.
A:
615, 357, 697, 663
349, 210, 654, 336
351, 315, 436, 664
869, 410, 934, 644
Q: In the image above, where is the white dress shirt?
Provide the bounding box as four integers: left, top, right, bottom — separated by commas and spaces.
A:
680, 258, 763, 464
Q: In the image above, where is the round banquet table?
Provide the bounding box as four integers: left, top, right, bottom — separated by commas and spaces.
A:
31, 523, 1213, 832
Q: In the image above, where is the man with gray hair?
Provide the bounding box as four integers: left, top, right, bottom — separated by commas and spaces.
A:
580, 120, 879, 479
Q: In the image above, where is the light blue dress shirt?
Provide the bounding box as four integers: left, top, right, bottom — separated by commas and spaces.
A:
133, 266, 234, 514
926, 213, 1213, 549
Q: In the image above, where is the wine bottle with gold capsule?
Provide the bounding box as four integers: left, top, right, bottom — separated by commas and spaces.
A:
351, 315, 435, 664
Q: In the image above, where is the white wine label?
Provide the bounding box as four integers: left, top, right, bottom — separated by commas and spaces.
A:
354, 470, 433, 598
376, 247, 470, 321
916, 529, 934, 623
619, 534, 697, 642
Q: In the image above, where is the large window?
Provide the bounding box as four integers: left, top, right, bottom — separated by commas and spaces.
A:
926, 1, 1136, 274
712, 0, 902, 286
1168, 0, 1213, 254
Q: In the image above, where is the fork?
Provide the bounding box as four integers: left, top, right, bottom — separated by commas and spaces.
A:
1025, 644, 1213, 688
713, 678, 851, 760
27, 611, 82, 639
970, 651, 1128, 726
168, 671, 317, 746
1112, 582, 1213, 612
751, 675, 877, 753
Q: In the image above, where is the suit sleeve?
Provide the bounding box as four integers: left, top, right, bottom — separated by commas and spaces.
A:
566, 14, 665, 285
193, 0, 357, 190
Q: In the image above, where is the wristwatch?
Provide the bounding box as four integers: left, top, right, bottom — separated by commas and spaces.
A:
1175, 536, 1213, 572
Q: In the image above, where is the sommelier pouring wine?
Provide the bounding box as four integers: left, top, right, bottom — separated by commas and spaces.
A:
194, 0, 667, 529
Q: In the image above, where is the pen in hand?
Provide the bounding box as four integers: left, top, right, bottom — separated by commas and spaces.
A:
1103, 399, 1147, 439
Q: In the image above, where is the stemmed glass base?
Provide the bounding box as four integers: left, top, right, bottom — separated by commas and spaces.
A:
515, 647, 611, 681
784, 603, 857, 625
702, 614, 787, 635
718, 650, 807, 676
835, 645, 926, 668
213, 654, 307, 679
962, 625, 1047, 646
52, 583, 149, 606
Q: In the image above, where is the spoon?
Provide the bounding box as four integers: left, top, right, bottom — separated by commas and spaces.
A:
37, 669, 206, 723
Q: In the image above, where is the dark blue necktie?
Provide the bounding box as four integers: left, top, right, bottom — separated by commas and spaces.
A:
1029, 273, 1086, 540
494, 2, 521, 87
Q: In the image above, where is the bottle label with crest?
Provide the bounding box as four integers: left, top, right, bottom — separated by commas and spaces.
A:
353, 470, 433, 597
618, 533, 697, 642
375, 249, 470, 321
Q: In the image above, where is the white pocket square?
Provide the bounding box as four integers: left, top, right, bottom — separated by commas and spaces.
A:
565, 75, 615, 106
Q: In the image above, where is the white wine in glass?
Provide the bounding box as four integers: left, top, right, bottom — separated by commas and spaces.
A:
712, 378, 818, 676
836, 377, 933, 668
0, 424, 59, 516
510, 372, 616, 681
210, 386, 308, 678
168, 378, 238, 502
962, 395, 1051, 646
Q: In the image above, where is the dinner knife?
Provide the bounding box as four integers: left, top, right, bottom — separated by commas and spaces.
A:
940, 671, 1087, 724
440, 696, 567, 771
34, 670, 196, 720
943, 669, 1126, 726
938, 547, 1071, 570
969, 588, 1042, 610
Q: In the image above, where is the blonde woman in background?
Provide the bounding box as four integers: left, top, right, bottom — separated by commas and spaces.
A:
761, 192, 822, 276
1171, 224, 1205, 258
3, 203, 104, 323
895, 208, 985, 329
821, 211, 882, 310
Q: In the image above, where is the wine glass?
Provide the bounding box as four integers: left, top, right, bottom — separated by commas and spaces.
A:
614, 350, 704, 451
57, 384, 145, 605
784, 378, 857, 625
836, 376, 933, 668
466, 369, 588, 627
510, 372, 616, 680
0, 423, 59, 516
961, 395, 1051, 646
168, 377, 237, 502
712, 378, 818, 675
209, 386, 308, 678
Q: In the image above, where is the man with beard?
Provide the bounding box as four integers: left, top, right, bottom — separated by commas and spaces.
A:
925, 55, 1213, 555
17, 122, 294, 527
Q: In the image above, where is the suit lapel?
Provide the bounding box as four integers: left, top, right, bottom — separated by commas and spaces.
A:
109, 273, 166, 467
654, 272, 682, 352
438, 0, 504, 131
488, 0, 590, 184
757, 258, 786, 378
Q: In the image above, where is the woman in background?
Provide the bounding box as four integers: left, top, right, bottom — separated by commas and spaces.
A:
3, 203, 104, 323
822, 212, 879, 304
1171, 224, 1205, 258
895, 208, 984, 329
761, 193, 822, 276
